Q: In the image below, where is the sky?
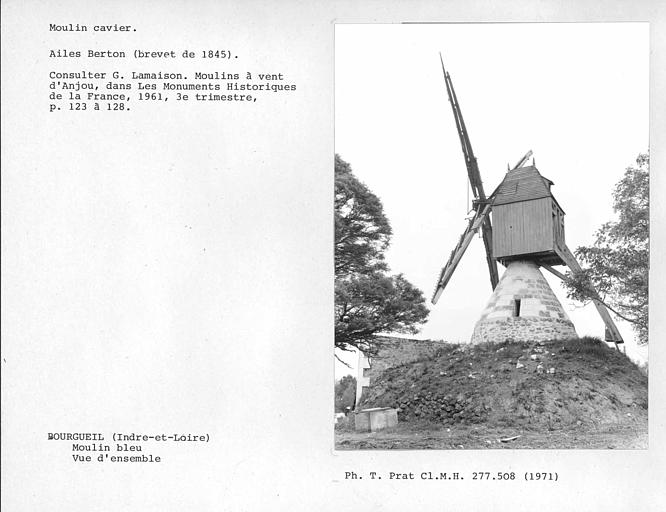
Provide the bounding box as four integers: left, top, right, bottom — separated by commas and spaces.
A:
334, 22, 649, 376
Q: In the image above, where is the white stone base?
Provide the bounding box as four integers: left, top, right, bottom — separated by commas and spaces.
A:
471, 260, 577, 344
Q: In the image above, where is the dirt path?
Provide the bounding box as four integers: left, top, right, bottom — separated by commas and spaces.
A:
335, 423, 647, 450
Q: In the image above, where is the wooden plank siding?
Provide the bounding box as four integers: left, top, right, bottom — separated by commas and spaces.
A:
492, 198, 554, 259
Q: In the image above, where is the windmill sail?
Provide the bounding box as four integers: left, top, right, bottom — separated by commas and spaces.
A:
439, 54, 499, 290
432, 204, 491, 304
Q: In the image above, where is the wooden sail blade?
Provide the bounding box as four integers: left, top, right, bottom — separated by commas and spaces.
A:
480, 220, 499, 289
511, 150, 533, 171
555, 244, 624, 344
438, 53, 487, 202
432, 205, 491, 304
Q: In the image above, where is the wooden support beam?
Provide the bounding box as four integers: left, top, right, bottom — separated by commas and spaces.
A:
539, 262, 567, 281
556, 244, 624, 346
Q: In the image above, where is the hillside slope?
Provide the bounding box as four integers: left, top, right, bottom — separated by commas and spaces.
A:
355, 337, 647, 444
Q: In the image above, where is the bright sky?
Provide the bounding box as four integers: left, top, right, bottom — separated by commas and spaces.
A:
335, 23, 649, 376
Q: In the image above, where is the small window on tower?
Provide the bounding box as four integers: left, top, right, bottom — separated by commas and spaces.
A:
514, 299, 521, 317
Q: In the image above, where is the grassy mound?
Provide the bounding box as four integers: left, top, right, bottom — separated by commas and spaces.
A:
357, 337, 647, 432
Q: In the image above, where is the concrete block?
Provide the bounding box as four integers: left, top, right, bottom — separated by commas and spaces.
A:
354, 408, 398, 432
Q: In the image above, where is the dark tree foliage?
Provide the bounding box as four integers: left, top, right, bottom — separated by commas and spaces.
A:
334, 375, 357, 412
334, 155, 429, 356
564, 153, 649, 344
335, 155, 392, 277
335, 273, 429, 355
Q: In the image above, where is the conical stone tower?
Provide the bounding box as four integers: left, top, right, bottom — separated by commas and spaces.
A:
471, 261, 577, 344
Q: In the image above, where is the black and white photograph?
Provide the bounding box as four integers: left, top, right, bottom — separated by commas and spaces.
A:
334, 23, 649, 449
2, 2, 665, 510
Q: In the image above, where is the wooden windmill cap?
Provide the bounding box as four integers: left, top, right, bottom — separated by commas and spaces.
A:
490, 165, 557, 207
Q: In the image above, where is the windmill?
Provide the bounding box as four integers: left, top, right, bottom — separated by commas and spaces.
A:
431, 55, 624, 347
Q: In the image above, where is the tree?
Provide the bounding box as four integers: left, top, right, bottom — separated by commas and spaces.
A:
335, 155, 392, 277
564, 153, 649, 344
334, 155, 429, 357
335, 273, 429, 355
334, 375, 357, 412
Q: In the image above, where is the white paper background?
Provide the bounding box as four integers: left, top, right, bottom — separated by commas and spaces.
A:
2, 1, 665, 510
